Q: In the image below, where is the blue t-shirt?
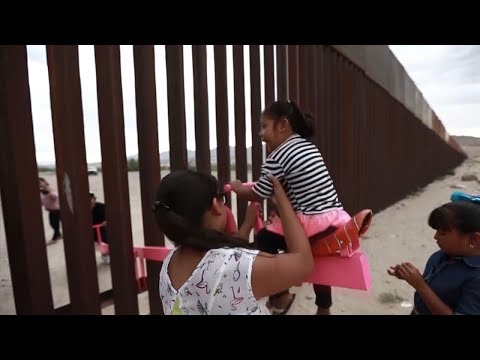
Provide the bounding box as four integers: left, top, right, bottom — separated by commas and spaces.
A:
414, 250, 480, 315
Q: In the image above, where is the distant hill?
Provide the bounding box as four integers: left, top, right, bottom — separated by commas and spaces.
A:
129, 146, 255, 165
38, 146, 257, 170
452, 136, 480, 147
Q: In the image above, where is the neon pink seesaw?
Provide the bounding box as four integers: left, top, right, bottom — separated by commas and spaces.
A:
223, 182, 372, 291
94, 182, 372, 291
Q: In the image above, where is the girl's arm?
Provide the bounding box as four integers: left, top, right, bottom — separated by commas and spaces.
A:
235, 203, 259, 240
250, 176, 314, 300
388, 262, 453, 315
229, 180, 264, 202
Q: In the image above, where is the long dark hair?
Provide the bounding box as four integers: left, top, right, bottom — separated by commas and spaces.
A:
428, 200, 480, 234
153, 170, 253, 251
262, 100, 315, 139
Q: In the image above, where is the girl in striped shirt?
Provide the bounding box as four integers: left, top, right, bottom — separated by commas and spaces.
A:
229, 100, 350, 314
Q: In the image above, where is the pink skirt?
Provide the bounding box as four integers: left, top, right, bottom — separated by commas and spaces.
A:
266, 209, 352, 237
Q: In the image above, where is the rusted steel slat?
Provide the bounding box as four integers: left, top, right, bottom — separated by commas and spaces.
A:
213, 45, 231, 207
263, 45, 276, 215
330, 50, 340, 188
307, 45, 317, 116
47, 45, 101, 314
94, 45, 139, 314
165, 45, 188, 171
0, 45, 54, 314
322, 47, 333, 167
249, 45, 263, 182
298, 45, 309, 110
314, 45, 325, 154
263, 45, 275, 107
192, 45, 211, 174
233, 45, 248, 225
306, 46, 318, 147
276, 45, 288, 101
133, 45, 164, 315
287, 45, 299, 102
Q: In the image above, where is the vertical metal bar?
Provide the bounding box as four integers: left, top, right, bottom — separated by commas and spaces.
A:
329, 49, 340, 187
47, 45, 101, 314
0, 45, 54, 314
307, 45, 317, 116
249, 45, 263, 182
365, 78, 375, 210
276, 45, 288, 101
322, 47, 333, 167
263, 45, 275, 107
287, 45, 299, 102
370, 78, 379, 210
349, 62, 358, 212
94, 45, 139, 314
306, 46, 318, 147
316, 46, 328, 157
298, 45, 309, 110
192, 45, 211, 174
133, 45, 164, 315
350, 64, 359, 213
263, 45, 276, 216
335, 53, 346, 209
165, 45, 188, 171
233, 45, 248, 225
339, 58, 353, 213
213, 45, 231, 207
357, 67, 365, 211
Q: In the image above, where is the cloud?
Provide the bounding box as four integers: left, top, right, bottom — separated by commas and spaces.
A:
389, 45, 480, 136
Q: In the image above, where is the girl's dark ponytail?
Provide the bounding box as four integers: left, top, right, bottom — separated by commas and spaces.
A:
153, 171, 254, 251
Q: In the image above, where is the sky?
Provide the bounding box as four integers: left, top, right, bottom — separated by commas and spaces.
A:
389, 45, 480, 137
27, 45, 479, 164
28, 45, 260, 164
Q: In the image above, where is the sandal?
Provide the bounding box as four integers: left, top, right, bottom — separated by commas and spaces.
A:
270, 294, 296, 315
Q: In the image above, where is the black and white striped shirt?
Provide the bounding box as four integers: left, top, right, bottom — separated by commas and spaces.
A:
253, 134, 343, 215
